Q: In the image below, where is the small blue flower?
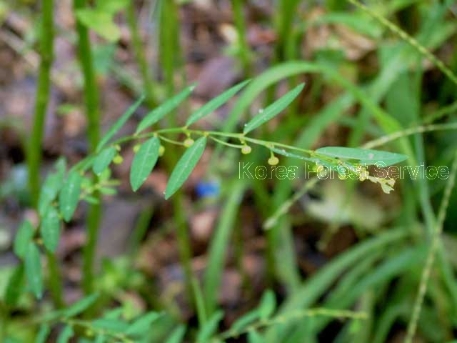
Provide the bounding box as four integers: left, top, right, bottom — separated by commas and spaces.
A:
195, 180, 220, 198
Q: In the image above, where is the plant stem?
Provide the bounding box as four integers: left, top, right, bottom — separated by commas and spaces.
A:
28, 0, 54, 206
159, 0, 181, 99
28, 0, 65, 308
46, 251, 65, 308
73, 0, 102, 295
232, 0, 251, 75
172, 194, 194, 305
275, 0, 300, 61
405, 150, 457, 343
73, 0, 100, 151
126, 2, 156, 108
203, 181, 246, 316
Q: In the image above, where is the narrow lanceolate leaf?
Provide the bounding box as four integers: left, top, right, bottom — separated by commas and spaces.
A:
165, 326, 186, 343
62, 293, 99, 318
231, 310, 260, 333
269, 147, 315, 162
258, 290, 276, 320
56, 325, 74, 343
136, 85, 195, 134
94, 334, 106, 343
165, 137, 207, 199
97, 95, 145, 152
59, 170, 82, 222
248, 330, 264, 343
38, 159, 66, 216
125, 312, 162, 336
13, 220, 34, 258
25, 242, 43, 299
36, 324, 51, 343
91, 319, 129, 333
243, 83, 305, 135
315, 147, 408, 166
41, 206, 61, 253
93, 146, 117, 175
130, 137, 161, 191
196, 311, 223, 343
186, 80, 250, 127
5, 264, 25, 307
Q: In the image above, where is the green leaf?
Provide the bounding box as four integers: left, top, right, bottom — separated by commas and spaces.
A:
165, 136, 207, 199
125, 311, 162, 336
25, 243, 43, 299
136, 85, 195, 134
243, 83, 304, 134
91, 319, 129, 333
5, 264, 25, 307
97, 96, 145, 152
269, 147, 315, 162
56, 325, 73, 343
41, 206, 61, 253
103, 308, 124, 319
76, 9, 121, 42
315, 147, 408, 166
99, 187, 117, 195
75, 9, 115, 39
165, 326, 186, 343
258, 290, 276, 320
248, 330, 264, 343
230, 309, 260, 333
94, 335, 106, 343
59, 170, 82, 222
62, 293, 99, 318
196, 310, 223, 343
93, 146, 117, 175
38, 159, 66, 216
96, 0, 129, 13
35, 324, 51, 343
13, 220, 34, 258
186, 80, 250, 127
130, 137, 161, 191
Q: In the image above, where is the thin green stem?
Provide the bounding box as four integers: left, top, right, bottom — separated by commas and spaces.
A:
28, 0, 65, 309
275, 0, 300, 61
74, 0, 100, 151
28, 0, 54, 205
126, 2, 156, 108
46, 251, 65, 308
74, 0, 102, 295
82, 199, 102, 295
347, 0, 457, 86
203, 181, 246, 316
232, 0, 251, 75
172, 193, 194, 306
219, 308, 367, 340
405, 150, 457, 343
0, 303, 7, 342
362, 122, 457, 149
158, 0, 182, 102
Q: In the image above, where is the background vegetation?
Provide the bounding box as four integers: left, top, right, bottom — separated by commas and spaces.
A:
0, 0, 457, 342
